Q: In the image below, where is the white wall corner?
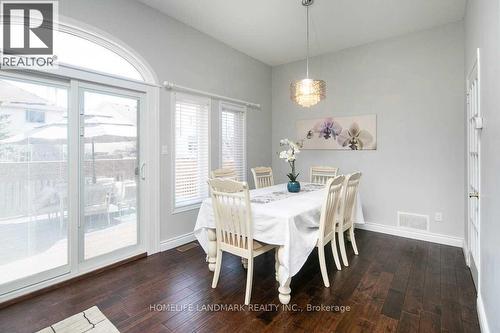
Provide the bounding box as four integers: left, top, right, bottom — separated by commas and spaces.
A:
160, 232, 196, 252
462, 240, 470, 267
355, 222, 463, 247
477, 294, 491, 333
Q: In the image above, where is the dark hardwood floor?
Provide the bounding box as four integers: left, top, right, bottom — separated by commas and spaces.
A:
0, 230, 480, 333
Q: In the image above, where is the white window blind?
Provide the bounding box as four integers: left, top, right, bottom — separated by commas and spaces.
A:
174, 93, 210, 209
220, 102, 247, 181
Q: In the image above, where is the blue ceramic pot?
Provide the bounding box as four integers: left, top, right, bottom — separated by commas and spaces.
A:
287, 181, 301, 193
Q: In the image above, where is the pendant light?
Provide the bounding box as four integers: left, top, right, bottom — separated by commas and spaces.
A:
290, 0, 326, 108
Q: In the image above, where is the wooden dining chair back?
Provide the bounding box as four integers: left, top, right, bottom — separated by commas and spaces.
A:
340, 172, 362, 229
251, 167, 274, 189
210, 168, 238, 180
209, 178, 252, 253
337, 172, 362, 267
208, 178, 275, 305
316, 175, 345, 287
310, 166, 339, 185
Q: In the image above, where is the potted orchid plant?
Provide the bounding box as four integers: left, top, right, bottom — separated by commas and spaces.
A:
279, 138, 302, 193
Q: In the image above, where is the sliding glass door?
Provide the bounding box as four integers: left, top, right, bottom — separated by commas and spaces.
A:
79, 85, 141, 262
0, 75, 70, 294
0, 74, 145, 296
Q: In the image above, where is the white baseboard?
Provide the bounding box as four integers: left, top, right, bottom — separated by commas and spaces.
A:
355, 222, 463, 247
477, 294, 491, 333
160, 232, 196, 252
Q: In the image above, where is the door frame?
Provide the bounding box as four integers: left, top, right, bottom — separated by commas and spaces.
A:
76, 81, 146, 270
0, 66, 160, 303
466, 48, 481, 292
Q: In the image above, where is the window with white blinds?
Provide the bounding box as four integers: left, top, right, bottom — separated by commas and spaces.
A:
220, 102, 247, 181
173, 93, 210, 209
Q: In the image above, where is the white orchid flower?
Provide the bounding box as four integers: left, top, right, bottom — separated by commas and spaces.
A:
336, 122, 373, 150
277, 138, 300, 183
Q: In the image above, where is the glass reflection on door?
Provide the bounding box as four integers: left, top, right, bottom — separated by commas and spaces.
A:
0, 77, 69, 287
82, 90, 138, 260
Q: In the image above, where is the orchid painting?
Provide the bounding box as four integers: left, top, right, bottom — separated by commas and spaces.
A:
297, 115, 377, 150
312, 117, 342, 140
337, 122, 374, 150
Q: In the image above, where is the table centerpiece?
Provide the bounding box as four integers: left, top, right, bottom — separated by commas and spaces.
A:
278, 138, 302, 193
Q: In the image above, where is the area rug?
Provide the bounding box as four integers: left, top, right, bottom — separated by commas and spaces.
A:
36, 306, 119, 333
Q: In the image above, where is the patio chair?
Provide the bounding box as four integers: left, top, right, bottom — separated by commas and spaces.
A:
84, 183, 111, 225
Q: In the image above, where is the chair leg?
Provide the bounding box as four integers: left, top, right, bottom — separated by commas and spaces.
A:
211, 249, 223, 288
338, 230, 349, 267
275, 248, 279, 282
244, 257, 254, 305
349, 227, 359, 255
318, 244, 330, 287
331, 232, 342, 271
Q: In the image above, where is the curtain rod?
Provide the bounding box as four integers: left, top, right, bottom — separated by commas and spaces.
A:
163, 81, 261, 109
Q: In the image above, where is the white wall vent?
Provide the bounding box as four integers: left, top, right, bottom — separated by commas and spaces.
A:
397, 212, 429, 231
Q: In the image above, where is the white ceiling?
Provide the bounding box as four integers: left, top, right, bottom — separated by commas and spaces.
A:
138, 0, 466, 66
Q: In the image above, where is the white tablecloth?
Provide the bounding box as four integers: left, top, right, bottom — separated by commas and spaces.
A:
194, 183, 364, 285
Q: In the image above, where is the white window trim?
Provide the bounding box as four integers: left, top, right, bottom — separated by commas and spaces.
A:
219, 101, 247, 182
171, 92, 211, 214
60, 18, 159, 257
57, 16, 161, 257
0, 18, 161, 303
62, 16, 158, 85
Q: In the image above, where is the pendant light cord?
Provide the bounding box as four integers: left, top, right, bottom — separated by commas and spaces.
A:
306, 3, 310, 78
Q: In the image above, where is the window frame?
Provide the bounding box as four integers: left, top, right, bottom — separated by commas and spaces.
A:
171, 91, 211, 214
31, 17, 158, 88
0, 19, 161, 303
219, 102, 247, 182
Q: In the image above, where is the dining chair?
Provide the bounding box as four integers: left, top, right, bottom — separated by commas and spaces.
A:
208, 178, 276, 305
316, 175, 345, 287
336, 172, 362, 267
211, 168, 238, 180
251, 166, 274, 189
310, 166, 339, 185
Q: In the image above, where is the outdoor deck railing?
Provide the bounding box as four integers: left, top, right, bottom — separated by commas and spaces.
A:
0, 159, 136, 219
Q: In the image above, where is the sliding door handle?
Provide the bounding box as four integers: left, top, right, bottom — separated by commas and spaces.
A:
140, 162, 146, 180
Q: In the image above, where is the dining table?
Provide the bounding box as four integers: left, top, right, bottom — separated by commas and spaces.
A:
193, 182, 364, 304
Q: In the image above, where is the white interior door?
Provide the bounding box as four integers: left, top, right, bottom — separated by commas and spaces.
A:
467, 50, 481, 289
